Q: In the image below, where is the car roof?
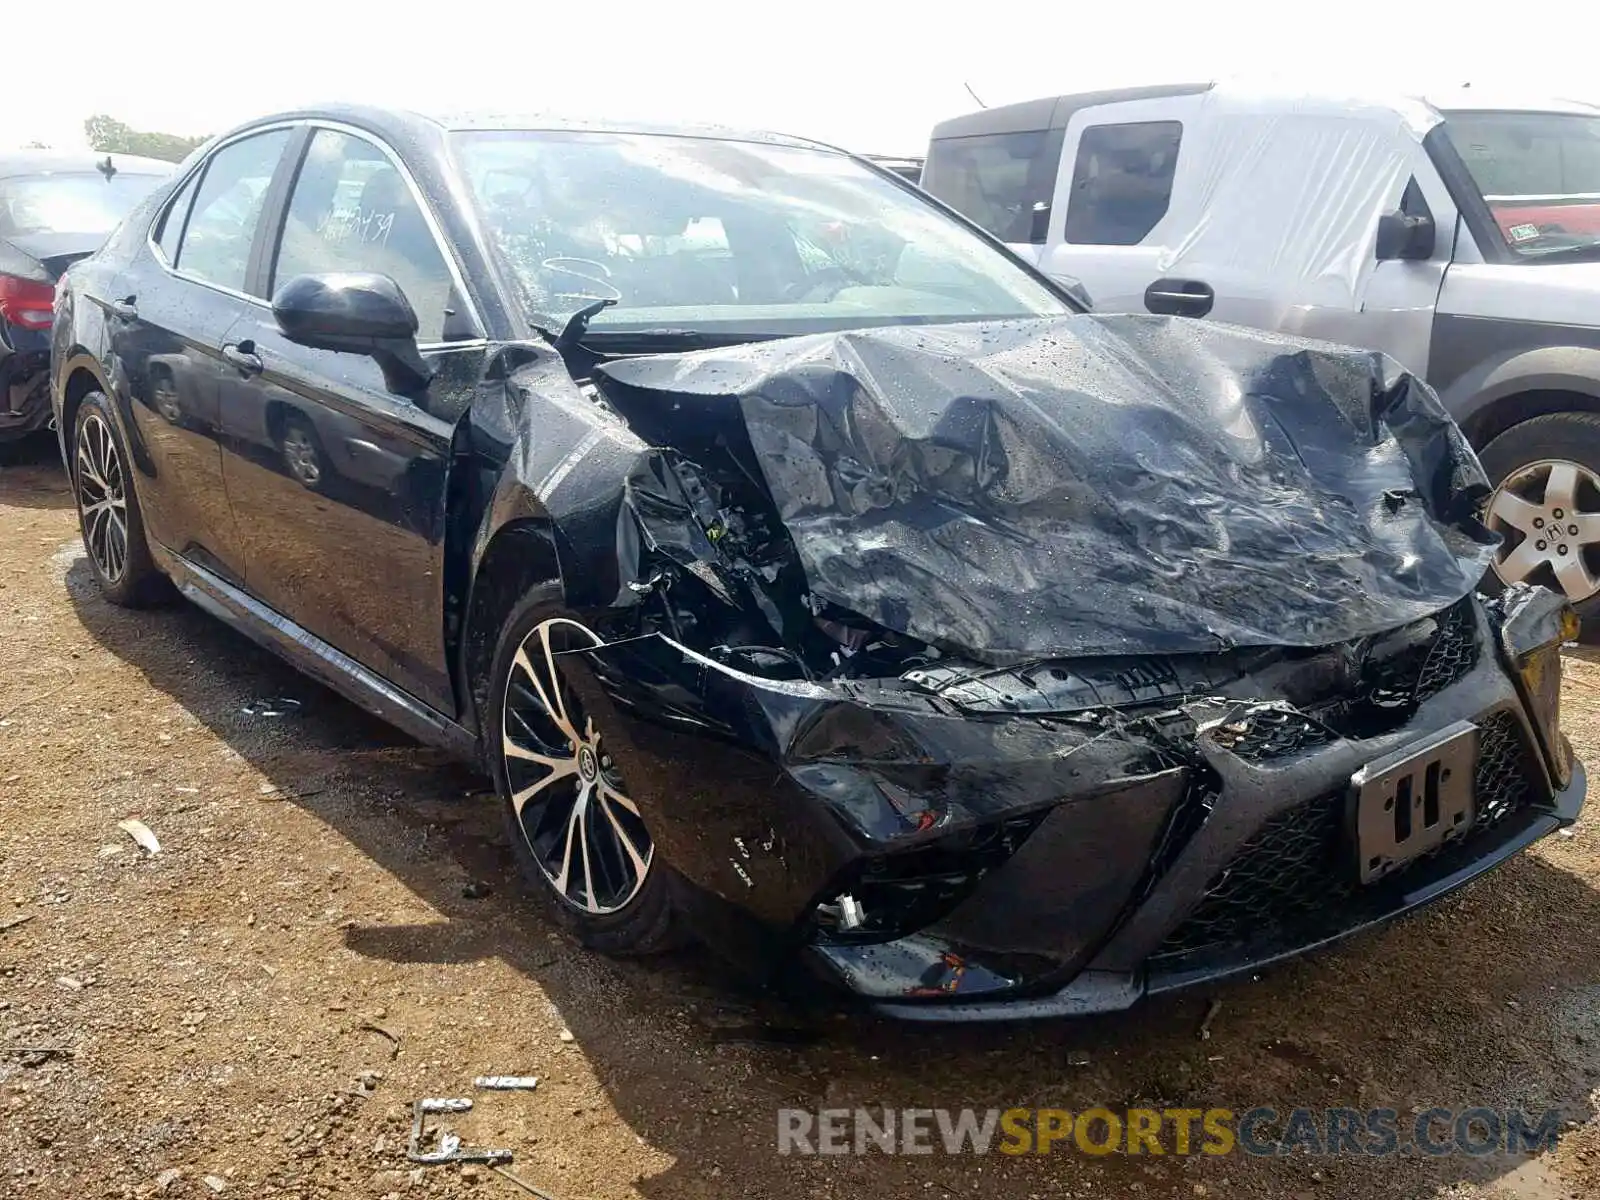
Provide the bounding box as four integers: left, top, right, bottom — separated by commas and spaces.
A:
0, 149, 173, 178
929, 81, 1600, 139
223, 103, 843, 155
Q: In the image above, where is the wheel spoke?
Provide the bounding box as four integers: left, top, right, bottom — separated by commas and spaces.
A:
77, 444, 105, 494
513, 647, 579, 747
1486, 488, 1545, 534
1571, 512, 1600, 545
600, 792, 650, 882
538, 623, 581, 744
1554, 554, 1599, 601
507, 757, 578, 816
1497, 537, 1547, 584
549, 782, 590, 896
601, 781, 641, 816
576, 798, 600, 913
1544, 462, 1582, 514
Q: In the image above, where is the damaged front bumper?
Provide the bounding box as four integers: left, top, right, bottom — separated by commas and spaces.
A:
562, 588, 1583, 1020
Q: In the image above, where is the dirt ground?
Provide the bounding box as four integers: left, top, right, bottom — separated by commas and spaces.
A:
6, 435, 1600, 1200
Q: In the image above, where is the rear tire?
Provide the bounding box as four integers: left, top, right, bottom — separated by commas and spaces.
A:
486, 590, 688, 955
71, 392, 172, 608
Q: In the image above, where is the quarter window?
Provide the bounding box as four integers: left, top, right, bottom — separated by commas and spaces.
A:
272, 129, 457, 343
174, 130, 291, 292
155, 171, 200, 263
1063, 121, 1182, 246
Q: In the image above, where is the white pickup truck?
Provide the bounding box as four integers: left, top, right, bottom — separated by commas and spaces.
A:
922, 82, 1600, 619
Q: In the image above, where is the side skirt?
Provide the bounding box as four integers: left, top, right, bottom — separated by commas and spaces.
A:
151, 544, 481, 764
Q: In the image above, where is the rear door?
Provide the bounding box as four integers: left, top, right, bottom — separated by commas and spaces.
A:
106, 128, 294, 583
218, 124, 486, 714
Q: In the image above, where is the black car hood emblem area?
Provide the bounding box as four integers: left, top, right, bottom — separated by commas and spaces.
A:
592, 314, 1497, 665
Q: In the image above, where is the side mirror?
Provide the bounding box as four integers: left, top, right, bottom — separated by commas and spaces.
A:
1376, 210, 1435, 261
271, 272, 432, 391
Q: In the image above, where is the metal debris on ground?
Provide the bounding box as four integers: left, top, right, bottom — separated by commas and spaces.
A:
240, 697, 302, 717
0, 913, 34, 934
474, 1076, 539, 1091
1198, 997, 1223, 1041
491, 1164, 564, 1200
406, 1097, 513, 1165
117, 818, 161, 855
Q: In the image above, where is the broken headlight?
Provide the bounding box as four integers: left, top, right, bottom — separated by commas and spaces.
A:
1495, 583, 1579, 788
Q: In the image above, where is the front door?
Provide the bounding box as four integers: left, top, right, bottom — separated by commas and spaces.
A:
219, 126, 485, 715
107, 128, 293, 583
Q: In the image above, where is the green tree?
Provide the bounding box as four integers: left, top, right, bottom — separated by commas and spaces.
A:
83, 115, 208, 163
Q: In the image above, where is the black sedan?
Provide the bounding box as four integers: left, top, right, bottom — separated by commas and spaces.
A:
1, 150, 170, 441
50, 105, 1585, 1019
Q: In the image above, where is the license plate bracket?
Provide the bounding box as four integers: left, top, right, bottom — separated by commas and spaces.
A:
1349, 720, 1479, 884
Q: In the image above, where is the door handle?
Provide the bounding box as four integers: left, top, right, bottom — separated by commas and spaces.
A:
222, 341, 263, 376
108, 296, 138, 321
1144, 278, 1215, 319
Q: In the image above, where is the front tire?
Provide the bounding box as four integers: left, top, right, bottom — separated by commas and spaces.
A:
486, 592, 687, 954
71, 392, 171, 607
1479, 412, 1600, 622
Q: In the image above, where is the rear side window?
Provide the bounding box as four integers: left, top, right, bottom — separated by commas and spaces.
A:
922, 128, 1065, 244
154, 171, 200, 263
1063, 121, 1182, 246
173, 129, 291, 293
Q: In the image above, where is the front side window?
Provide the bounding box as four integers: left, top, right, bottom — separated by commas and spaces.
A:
272, 129, 458, 342
1444, 110, 1600, 260
175, 130, 291, 292
921, 128, 1065, 243
452, 130, 1072, 337
0, 170, 169, 239
1063, 121, 1182, 246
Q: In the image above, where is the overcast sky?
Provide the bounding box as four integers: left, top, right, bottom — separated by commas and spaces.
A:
9, 1, 1599, 155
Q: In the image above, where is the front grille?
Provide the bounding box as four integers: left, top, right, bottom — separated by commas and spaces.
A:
1318, 600, 1481, 740
1414, 601, 1479, 702
1154, 711, 1541, 961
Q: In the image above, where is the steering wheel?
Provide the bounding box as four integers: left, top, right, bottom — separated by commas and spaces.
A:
782, 266, 853, 303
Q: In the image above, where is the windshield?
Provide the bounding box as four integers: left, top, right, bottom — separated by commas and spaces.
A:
1444, 110, 1600, 259
0, 171, 169, 238
450, 130, 1071, 335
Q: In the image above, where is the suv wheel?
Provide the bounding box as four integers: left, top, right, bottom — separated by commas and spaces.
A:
72, 392, 171, 607
1480, 412, 1600, 618
487, 595, 686, 954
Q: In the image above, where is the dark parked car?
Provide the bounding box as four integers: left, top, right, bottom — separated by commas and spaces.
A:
51, 106, 1584, 1019
0, 150, 170, 440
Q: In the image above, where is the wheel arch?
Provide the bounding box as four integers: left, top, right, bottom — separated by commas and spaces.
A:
458, 515, 566, 749
1441, 344, 1600, 451
56, 355, 113, 460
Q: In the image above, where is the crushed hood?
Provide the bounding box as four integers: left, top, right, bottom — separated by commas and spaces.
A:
594, 314, 1497, 662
